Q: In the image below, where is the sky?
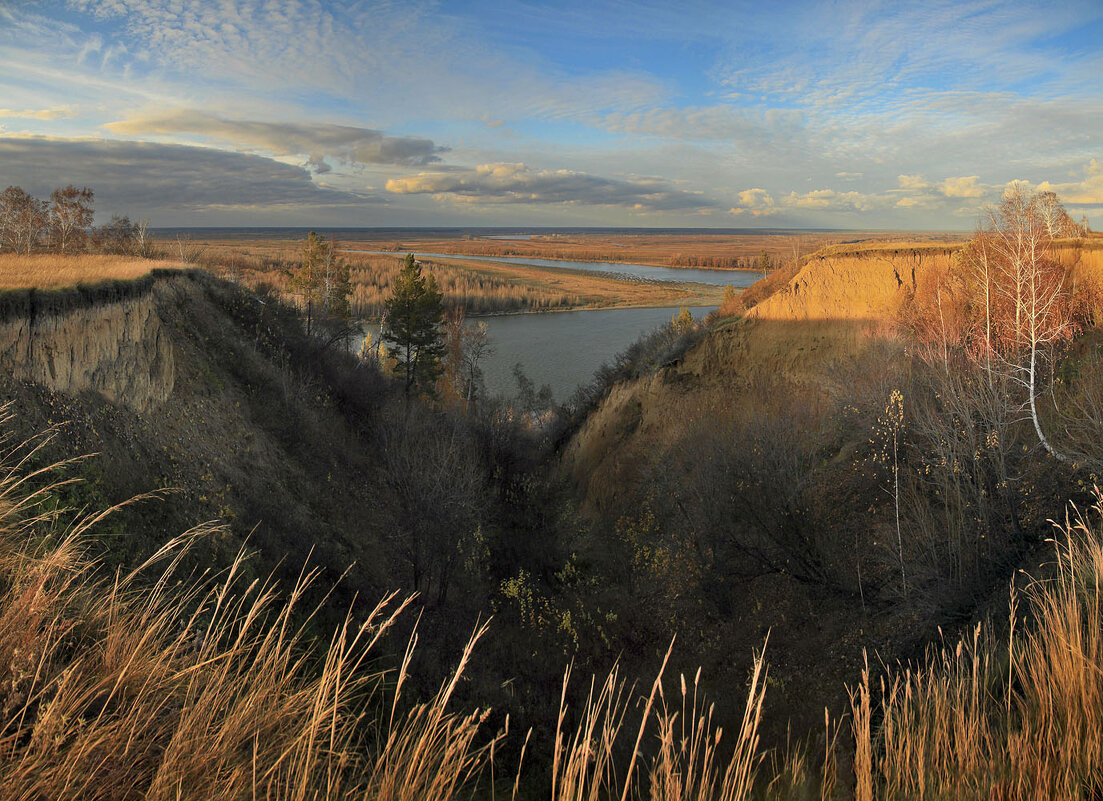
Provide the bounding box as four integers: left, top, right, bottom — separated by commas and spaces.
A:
0, 0, 1101, 229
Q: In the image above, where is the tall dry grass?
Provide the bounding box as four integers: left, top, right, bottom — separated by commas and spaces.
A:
0, 417, 775, 800
0, 421, 498, 800
849, 495, 1103, 800
0, 254, 187, 289
549, 642, 768, 801
6, 408, 1103, 798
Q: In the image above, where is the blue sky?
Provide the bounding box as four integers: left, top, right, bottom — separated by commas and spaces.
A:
1, 0, 1101, 228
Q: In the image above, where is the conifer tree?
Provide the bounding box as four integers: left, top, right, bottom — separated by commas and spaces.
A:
383, 254, 446, 397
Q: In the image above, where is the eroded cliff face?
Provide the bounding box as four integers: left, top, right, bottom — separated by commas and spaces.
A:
0, 287, 174, 412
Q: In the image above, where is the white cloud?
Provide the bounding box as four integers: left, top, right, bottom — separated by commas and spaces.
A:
1037, 159, 1103, 207
897, 174, 929, 191
940, 175, 986, 198
729, 188, 777, 216
783, 189, 883, 212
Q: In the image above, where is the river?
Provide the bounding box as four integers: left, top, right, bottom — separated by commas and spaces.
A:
348, 250, 759, 288
361, 305, 717, 401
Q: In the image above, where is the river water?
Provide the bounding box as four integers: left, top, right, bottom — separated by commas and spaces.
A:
361, 305, 717, 401
351, 249, 744, 399
348, 250, 759, 288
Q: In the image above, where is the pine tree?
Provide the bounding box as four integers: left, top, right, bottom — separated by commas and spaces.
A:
383, 254, 446, 397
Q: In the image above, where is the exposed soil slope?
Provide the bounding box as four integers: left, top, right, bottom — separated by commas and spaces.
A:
0, 270, 392, 612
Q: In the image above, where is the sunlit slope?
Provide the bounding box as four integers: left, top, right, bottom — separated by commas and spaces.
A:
564, 239, 1103, 518
748, 239, 1103, 323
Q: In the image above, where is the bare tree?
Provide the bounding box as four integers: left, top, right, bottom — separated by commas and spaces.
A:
460, 321, 492, 406
49, 185, 94, 254
175, 234, 203, 263
0, 186, 49, 254
377, 410, 485, 605
134, 218, 154, 258
0, 188, 17, 254
1036, 190, 1081, 239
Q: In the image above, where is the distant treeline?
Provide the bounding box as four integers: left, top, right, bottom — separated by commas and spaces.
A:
0, 185, 154, 257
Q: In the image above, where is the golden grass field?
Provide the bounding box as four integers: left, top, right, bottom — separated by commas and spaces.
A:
0, 254, 188, 290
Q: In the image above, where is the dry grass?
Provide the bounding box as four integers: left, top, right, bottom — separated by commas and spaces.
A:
4, 409, 1103, 798
549, 642, 769, 801
847, 495, 1103, 800
0, 254, 187, 290
0, 421, 497, 800
0, 414, 777, 800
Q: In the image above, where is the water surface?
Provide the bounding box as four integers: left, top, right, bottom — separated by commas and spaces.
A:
362, 305, 716, 401
350, 250, 758, 288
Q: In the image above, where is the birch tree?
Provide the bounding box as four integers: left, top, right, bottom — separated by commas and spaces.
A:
984, 186, 1077, 462
49, 185, 94, 254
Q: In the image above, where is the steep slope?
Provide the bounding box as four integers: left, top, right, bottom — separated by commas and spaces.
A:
0, 270, 393, 609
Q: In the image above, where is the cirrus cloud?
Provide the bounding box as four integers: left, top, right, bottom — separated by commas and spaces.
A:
0, 106, 76, 120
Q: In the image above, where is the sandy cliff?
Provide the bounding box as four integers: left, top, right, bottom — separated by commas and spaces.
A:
0, 287, 175, 412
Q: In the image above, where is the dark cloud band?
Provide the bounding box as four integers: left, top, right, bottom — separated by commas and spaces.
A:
105, 110, 448, 169
386, 162, 715, 212
0, 136, 382, 217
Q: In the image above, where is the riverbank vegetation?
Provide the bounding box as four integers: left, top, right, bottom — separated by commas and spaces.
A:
194, 242, 726, 317
364, 230, 963, 271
